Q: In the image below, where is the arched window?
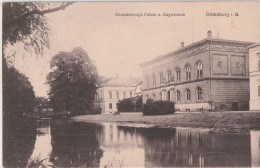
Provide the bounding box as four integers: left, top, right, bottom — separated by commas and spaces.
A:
152, 75, 156, 87
176, 68, 181, 82
196, 62, 203, 79
167, 71, 172, 82
159, 73, 164, 85
186, 89, 191, 100
186, 65, 191, 80
176, 90, 181, 101
197, 87, 203, 100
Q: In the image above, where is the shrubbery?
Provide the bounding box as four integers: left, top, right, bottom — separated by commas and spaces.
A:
117, 95, 142, 112
143, 99, 175, 116
89, 107, 102, 115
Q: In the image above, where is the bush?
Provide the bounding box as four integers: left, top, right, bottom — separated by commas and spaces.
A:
143, 99, 175, 116
117, 95, 143, 112
89, 107, 102, 115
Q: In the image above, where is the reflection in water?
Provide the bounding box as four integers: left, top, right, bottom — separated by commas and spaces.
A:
4, 119, 260, 167
251, 130, 260, 167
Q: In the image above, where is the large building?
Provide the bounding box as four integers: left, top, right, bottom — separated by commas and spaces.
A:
249, 43, 260, 111
140, 31, 254, 112
94, 77, 141, 113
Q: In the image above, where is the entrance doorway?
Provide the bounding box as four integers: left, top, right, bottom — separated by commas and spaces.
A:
232, 102, 238, 111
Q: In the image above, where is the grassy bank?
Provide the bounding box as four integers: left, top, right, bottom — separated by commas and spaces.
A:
71, 112, 260, 132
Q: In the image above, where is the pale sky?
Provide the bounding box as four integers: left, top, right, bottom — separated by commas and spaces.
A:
10, 2, 260, 97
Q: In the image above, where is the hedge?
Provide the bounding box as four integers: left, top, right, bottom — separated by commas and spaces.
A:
117, 95, 143, 112
143, 99, 175, 116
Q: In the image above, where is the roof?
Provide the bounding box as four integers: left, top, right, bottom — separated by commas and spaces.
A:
100, 77, 142, 87
248, 43, 260, 49
140, 37, 254, 68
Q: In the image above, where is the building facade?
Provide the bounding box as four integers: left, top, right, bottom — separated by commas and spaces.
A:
140, 31, 254, 111
249, 43, 260, 111
94, 77, 141, 113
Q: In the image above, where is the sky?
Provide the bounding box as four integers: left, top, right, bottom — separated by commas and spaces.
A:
10, 1, 260, 97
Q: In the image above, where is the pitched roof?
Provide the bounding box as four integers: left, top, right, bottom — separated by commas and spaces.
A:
100, 77, 142, 87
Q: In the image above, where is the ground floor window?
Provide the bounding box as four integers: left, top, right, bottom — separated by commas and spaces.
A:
109, 103, 112, 109
197, 87, 203, 100
258, 85, 260, 96
176, 90, 181, 101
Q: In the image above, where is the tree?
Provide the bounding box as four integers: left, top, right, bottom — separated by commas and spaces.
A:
47, 47, 99, 115
2, 2, 74, 56
3, 58, 37, 118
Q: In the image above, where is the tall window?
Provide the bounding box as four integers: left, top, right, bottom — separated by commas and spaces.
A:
186, 89, 191, 100
167, 71, 172, 82
116, 92, 119, 99
176, 90, 181, 101
130, 92, 132, 98
176, 68, 181, 82
153, 75, 156, 87
109, 92, 112, 99
196, 62, 203, 79
258, 85, 260, 96
186, 65, 191, 80
160, 73, 164, 85
109, 103, 112, 109
197, 87, 203, 100
160, 92, 162, 100
123, 92, 126, 99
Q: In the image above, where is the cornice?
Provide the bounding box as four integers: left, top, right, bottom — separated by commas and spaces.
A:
140, 38, 254, 68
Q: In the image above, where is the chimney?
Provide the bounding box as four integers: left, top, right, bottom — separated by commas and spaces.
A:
207, 30, 212, 38
181, 42, 184, 48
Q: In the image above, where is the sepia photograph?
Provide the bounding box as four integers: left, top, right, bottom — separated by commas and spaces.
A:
2, 1, 260, 167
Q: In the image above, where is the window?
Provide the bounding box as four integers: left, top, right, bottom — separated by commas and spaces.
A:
116, 92, 119, 99
186, 65, 191, 80
196, 62, 203, 79
160, 73, 164, 84
167, 71, 172, 82
153, 75, 156, 87
160, 92, 162, 100
186, 89, 191, 100
176, 90, 181, 101
197, 87, 203, 100
109, 103, 112, 109
258, 85, 260, 96
109, 92, 112, 99
123, 92, 126, 99
176, 68, 181, 82
130, 92, 132, 98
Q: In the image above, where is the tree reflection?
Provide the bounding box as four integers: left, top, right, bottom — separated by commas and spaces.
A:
49, 120, 103, 167
3, 117, 37, 167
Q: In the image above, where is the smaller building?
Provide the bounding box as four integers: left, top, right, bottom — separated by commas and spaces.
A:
249, 43, 260, 111
94, 77, 142, 113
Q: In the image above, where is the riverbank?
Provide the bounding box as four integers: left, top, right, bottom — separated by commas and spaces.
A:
71, 111, 260, 133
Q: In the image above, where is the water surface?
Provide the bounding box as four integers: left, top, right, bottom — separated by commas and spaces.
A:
4, 119, 260, 167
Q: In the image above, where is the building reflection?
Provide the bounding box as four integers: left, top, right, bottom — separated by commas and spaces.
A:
251, 130, 260, 167
97, 123, 252, 167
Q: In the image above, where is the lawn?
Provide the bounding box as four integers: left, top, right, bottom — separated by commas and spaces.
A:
71, 111, 260, 132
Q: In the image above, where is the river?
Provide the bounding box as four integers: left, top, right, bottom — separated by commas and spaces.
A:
3, 118, 260, 167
